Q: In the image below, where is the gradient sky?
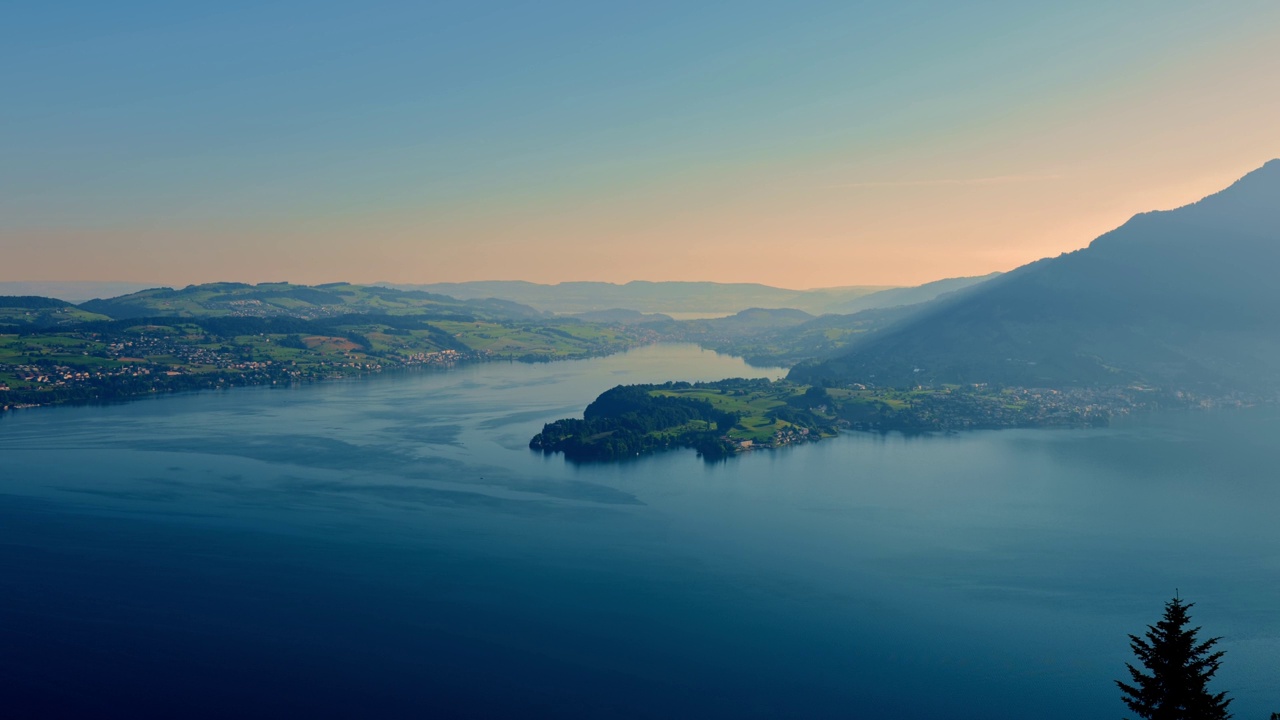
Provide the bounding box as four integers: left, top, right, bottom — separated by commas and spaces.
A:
4, 1, 1279, 288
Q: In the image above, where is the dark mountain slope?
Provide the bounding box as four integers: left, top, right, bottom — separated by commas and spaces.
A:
791, 160, 1280, 392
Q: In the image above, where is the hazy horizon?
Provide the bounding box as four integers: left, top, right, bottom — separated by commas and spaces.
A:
0, 277, 920, 293
5, 2, 1279, 288
5, 157, 1273, 295
7, 155, 1273, 295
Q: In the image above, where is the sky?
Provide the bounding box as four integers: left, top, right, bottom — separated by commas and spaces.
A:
3, 1, 1279, 289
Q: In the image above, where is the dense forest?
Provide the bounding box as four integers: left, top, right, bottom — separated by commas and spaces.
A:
530, 384, 742, 460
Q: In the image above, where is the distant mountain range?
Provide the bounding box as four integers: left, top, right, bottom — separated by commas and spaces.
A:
792, 159, 1280, 394
377, 277, 996, 316
4, 276, 998, 318
820, 273, 1002, 315
567, 308, 674, 324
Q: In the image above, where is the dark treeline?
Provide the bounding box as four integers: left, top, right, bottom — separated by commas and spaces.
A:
530, 384, 740, 461
0, 296, 71, 309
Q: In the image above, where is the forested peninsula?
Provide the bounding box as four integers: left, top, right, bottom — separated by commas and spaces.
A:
529, 378, 1156, 462
530, 380, 833, 460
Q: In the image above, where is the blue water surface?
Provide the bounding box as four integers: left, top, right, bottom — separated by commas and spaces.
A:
2, 344, 1277, 718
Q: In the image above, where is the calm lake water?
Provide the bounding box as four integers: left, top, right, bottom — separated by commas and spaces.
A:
2, 344, 1277, 719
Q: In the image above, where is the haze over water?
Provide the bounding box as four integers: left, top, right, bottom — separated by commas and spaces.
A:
2, 345, 1277, 718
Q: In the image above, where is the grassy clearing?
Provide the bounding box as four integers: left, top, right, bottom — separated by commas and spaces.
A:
651, 383, 832, 443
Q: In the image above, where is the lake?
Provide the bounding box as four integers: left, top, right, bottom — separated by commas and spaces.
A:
2, 344, 1277, 718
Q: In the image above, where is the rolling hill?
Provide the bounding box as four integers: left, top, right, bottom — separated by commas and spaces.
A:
77, 282, 546, 321
0, 296, 112, 329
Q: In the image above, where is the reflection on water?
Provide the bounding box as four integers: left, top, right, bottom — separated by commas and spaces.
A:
1, 344, 1276, 719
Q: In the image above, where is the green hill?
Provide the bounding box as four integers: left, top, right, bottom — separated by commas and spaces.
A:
0, 296, 112, 329
78, 282, 545, 321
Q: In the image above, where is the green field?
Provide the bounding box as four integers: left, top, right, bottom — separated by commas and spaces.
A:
650, 384, 830, 443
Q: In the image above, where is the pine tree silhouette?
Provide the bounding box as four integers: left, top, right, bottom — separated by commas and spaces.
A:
1117, 595, 1232, 719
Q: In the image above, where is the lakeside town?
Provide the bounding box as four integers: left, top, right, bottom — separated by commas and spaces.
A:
0, 323, 637, 413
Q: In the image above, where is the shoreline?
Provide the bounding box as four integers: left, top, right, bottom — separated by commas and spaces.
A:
529, 379, 1264, 463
